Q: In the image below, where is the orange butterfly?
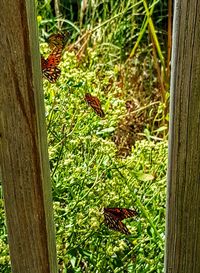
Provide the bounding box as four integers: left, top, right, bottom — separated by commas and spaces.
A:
41, 46, 63, 83
48, 32, 69, 50
104, 208, 138, 235
85, 93, 105, 118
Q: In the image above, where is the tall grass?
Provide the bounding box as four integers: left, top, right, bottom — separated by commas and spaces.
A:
37, 0, 170, 131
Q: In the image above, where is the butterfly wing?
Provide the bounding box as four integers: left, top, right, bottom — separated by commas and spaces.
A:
42, 66, 61, 83
85, 93, 105, 118
104, 210, 131, 235
104, 208, 138, 221
41, 46, 62, 83
48, 32, 69, 50
41, 55, 47, 68
46, 46, 63, 67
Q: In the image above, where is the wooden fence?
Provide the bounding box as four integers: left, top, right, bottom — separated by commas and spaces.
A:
165, 1, 200, 272
0, 0, 57, 272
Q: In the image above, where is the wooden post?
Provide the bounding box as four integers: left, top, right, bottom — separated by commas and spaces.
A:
165, 1, 200, 272
0, 1, 57, 272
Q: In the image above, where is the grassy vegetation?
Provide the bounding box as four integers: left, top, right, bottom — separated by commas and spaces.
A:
0, 0, 170, 272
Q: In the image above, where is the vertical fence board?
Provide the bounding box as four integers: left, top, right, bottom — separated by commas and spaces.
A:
0, 0, 57, 272
165, 1, 200, 272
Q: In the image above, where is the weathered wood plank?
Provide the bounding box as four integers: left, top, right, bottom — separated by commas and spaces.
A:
165, 1, 200, 272
0, 0, 57, 272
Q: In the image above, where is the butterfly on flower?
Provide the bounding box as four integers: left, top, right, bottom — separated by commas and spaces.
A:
103, 207, 138, 235
41, 46, 63, 83
85, 93, 105, 118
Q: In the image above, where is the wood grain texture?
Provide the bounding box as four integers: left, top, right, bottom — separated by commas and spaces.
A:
165, 1, 200, 272
0, 0, 57, 272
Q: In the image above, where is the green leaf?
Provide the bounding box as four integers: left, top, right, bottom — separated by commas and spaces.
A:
137, 173, 155, 181
96, 127, 115, 134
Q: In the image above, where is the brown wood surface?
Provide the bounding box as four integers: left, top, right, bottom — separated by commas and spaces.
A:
0, 0, 57, 272
165, 1, 200, 272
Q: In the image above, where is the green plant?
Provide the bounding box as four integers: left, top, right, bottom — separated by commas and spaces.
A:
0, 1, 170, 271
44, 49, 167, 272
